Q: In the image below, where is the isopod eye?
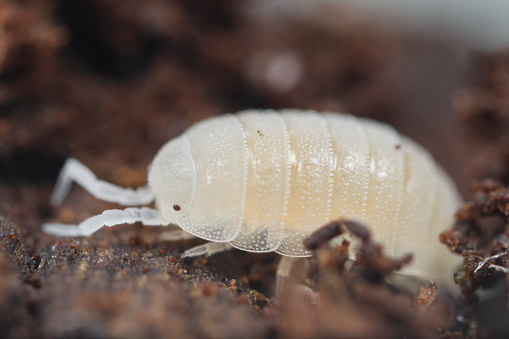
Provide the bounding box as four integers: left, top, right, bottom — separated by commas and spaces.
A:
173, 204, 181, 211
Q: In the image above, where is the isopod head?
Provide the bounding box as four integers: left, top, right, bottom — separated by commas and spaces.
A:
148, 135, 196, 224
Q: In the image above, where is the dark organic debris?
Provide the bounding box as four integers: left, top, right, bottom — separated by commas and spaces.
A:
440, 180, 509, 337
416, 282, 437, 309
275, 219, 451, 339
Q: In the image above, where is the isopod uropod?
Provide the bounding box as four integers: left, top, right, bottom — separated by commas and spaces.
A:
43, 110, 462, 285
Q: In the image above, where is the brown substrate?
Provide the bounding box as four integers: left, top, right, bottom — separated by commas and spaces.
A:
1, 0, 508, 338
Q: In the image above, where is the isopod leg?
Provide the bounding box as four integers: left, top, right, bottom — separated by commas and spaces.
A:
50, 158, 155, 207
276, 257, 319, 303
43, 207, 168, 237
275, 256, 298, 295
160, 229, 196, 241
181, 242, 232, 258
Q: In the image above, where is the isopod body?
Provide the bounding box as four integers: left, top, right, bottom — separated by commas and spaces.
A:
44, 110, 462, 283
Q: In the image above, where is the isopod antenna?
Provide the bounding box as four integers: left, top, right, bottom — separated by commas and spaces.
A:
50, 158, 155, 207
43, 207, 168, 237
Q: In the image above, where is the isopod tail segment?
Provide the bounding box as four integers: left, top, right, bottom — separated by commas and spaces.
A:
43, 158, 233, 257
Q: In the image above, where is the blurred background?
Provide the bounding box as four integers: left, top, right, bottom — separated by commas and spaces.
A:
1, 0, 509, 338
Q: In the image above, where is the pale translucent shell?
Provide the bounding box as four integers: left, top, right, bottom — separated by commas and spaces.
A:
149, 110, 462, 279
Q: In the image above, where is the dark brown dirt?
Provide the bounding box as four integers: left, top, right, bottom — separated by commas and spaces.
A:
290, 220, 448, 339
1, 0, 508, 338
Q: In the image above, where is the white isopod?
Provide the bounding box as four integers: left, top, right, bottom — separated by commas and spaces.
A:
43, 110, 462, 284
